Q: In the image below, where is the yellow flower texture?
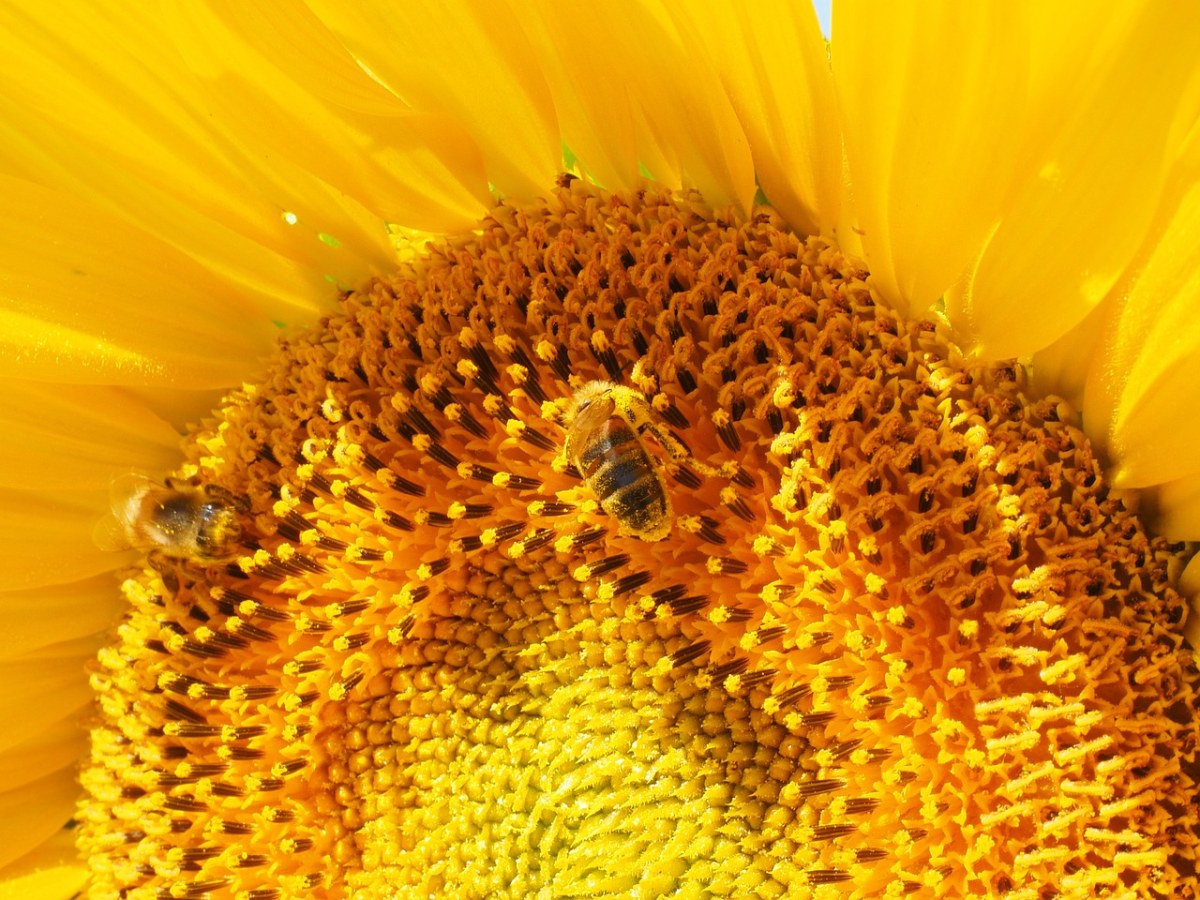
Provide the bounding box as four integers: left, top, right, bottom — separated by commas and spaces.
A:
4, 2, 1200, 899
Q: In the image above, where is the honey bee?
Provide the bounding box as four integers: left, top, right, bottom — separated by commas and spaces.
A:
94, 473, 247, 565
563, 381, 677, 542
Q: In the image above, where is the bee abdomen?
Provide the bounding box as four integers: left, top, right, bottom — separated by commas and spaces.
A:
600, 470, 670, 539
579, 422, 670, 540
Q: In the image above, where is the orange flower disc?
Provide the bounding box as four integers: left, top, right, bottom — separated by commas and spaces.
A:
78, 181, 1200, 898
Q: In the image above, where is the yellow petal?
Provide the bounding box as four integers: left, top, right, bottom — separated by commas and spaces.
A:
121, 386, 228, 436
834, 1, 1035, 317
0, 719, 83, 795
0, 488, 113, 590
947, 2, 1200, 358
0, 381, 180, 491
0, 176, 278, 387
0, 643, 93, 758
0, 2, 391, 305
1155, 474, 1200, 544
0, 770, 81, 874
0, 828, 85, 900
600, 2, 758, 213
1081, 153, 1200, 494
0, 578, 124, 660
675, 0, 840, 235
528, 0, 753, 213
1029, 300, 1104, 415
163, 0, 491, 233
307, 0, 560, 200
517, 5, 641, 192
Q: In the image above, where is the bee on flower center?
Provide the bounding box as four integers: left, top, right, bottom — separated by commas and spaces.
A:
94, 473, 248, 565
563, 380, 682, 542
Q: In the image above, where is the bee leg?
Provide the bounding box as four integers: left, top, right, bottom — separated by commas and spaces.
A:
643, 411, 746, 483
620, 383, 746, 483
654, 426, 694, 463
202, 483, 251, 512
146, 551, 181, 598
620, 389, 694, 462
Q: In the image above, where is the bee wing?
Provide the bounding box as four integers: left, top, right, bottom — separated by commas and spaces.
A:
93, 471, 155, 552
92, 512, 134, 553
109, 472, 155, 510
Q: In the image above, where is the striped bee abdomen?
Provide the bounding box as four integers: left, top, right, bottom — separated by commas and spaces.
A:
565, 382, 674, 542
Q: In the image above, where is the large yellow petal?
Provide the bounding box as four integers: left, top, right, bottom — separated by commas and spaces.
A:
1028, 299, 1104, 415
1154, 474, 1200, 547
0, 719, 82, 795
307, 0, 561, 201
1080, 143, 1200, 496
947, 2, 1200, 359
0, 829, 85, 900
0, 645, 93, 877
833, 1, 1034, 317
0, 770, 81, 874
0, 578, 124, 660
0, 641, 94, 758
164, 0, 491, 233
120, 386, 228, 438
516, 5, 642, 192
523, 1, 753, 214
674, 0, 840, 235
0, 2, 392, 305
0, 176, 278, 387
575, 2, 756, 214
0, 113, 386, 315
0, 489, 114, 591
0, 381, 180, 491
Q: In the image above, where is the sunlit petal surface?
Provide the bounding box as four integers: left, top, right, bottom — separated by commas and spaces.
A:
834, 2, 1033, 318
0, 382, 182, 491
306, 0, 561, 200
677, 0, 841, 236
163, 0, 492, 233
0, 643, 96, 872
516, 5, 643, 193
1033, 121, 1200, 547
0, 579, 126, 660
0, 830, 86, 900
0, 2, 400, 310
0, 176, 283, 388
580, 1, 757, 214
948, 3, 1200, 360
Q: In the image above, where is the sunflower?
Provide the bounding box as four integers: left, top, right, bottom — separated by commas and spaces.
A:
4, 1, 1200, 897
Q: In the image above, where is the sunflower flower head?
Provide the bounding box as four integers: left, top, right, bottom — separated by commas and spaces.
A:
7, 1, 1200, 898
77, 181, 1200, 897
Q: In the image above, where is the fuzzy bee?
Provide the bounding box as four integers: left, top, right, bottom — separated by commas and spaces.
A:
94, 473, 247, 565
563, 381, 677, 541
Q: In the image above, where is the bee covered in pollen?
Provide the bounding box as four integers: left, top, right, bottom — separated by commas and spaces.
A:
94, 473, 248, 565
563, 380, 677, 542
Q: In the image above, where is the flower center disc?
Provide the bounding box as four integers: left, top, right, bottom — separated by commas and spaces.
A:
79, 181, 1200, 897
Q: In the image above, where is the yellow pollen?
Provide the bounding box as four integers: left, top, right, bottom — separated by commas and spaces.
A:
79, 181, 1200, 898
